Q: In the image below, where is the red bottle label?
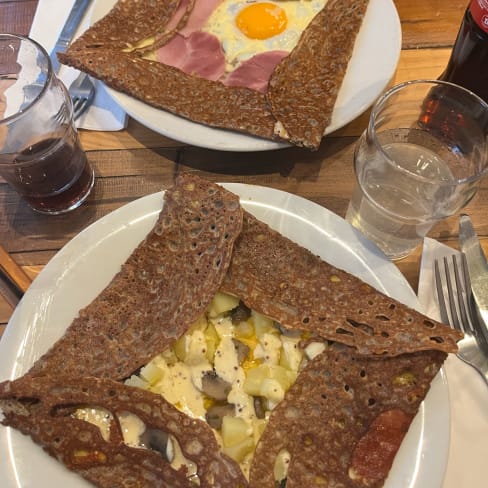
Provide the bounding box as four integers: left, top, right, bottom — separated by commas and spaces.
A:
471, 0, 488, 33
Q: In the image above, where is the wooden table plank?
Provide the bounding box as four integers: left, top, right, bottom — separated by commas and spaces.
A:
0, 152, 179, 254
0, 0, 37, 35
395, 0, 466, 49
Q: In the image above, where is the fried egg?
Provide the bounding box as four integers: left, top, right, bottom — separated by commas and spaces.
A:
203, 0, 328, 71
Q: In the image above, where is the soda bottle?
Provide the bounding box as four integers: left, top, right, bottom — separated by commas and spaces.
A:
417, 1, 488, 151
439, 0, 488, 103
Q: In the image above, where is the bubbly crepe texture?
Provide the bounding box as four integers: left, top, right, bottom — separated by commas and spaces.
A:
0, 375, 247, 488
28, 173, 243, 380
0, 174, 461, 487
222, 212, 461, 356
249, 344, 446, 487
58, 0, 370, 150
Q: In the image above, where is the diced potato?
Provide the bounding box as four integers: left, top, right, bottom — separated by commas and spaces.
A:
260, 378, 285, 403
204, 323, 220, 362
304, 341, 326, 360
235, 333, 258, 356
125, 374, 149, 389
243, 366, 266, 396
161, 348, 178, 366
254, 333, 282, 365
243, 364, 296, 398
191, 315, 209, 331
173, 335, 188, 362
214, 336, 239, 385
151, 355, 168, 370
234, 320, 254, 339
185, 330, 209, 366
207, 292, 240, 318
241, 352, 262, 373
252, 311, 277, 337
173, 318, 208, 362
223, 437, 255, 463
280, 336, 303, 371
213, 318, 235, 339
140, 362, 164, 385
221, 416, 250, 447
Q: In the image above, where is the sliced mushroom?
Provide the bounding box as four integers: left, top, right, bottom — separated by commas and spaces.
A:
253, 396, 266, 420
140, 427, 170, 459
230, 301, 251, 324
205, 404, 235, 430
201, 371, 232, 401
233, 338, 250, 365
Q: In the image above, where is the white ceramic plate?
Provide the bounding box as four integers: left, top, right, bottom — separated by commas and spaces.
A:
0, 185, 448, 487
90, 0, 401, 151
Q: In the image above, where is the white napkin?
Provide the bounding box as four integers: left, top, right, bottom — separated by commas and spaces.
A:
29, 0, 127, 131
419, 238, 488, 488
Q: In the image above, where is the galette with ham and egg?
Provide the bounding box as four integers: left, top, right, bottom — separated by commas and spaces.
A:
59, 0, 370, 149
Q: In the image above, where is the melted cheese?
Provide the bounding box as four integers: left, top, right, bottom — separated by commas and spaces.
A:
118, 411, 146, 447
152, 360, 207, 420
125, 292, 318, 479
73, 407, 113, 441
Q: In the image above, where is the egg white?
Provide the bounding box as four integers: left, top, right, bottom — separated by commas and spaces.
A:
202, 0, 328, 71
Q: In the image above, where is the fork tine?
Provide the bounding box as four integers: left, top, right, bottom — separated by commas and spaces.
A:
443, 256, 463, 331
73, 98, 89, 119
434, 259, 450, 325
452, 254, 473, 334
434, 253, 488, 384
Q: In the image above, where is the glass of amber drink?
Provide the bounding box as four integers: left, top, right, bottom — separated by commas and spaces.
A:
0, 34, 94, 214
345, 79, 488, 261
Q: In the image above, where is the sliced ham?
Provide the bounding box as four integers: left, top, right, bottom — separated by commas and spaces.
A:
223, 51, 289, 93
157, 1, 288, 92
164, 0, 191, 32
165, 0, 222, 37
156, 31, 226, 81
180, 0, 223, 36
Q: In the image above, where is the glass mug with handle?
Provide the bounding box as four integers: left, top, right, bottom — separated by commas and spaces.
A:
0, 34, 94, 215
346, 79, 488, 260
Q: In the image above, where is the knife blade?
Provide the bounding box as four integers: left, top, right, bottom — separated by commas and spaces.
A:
49, 0, 93, 74
459, 214, 488, 330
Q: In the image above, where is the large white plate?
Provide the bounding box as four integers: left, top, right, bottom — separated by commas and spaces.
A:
0, 185, 448, 487
90, 0, 401, 151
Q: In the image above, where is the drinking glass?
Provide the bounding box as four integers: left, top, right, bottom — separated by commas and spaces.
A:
346, 79, 488, 260
0, 34, 94, 214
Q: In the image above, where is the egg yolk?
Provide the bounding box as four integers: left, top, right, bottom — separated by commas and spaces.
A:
236, 2, 288, 40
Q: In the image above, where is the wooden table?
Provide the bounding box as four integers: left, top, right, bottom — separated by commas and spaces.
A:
0, 0, 487, 340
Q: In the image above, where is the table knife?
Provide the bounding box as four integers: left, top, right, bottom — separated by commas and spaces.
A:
49, 0, 93, 74
459, 214, 488, 331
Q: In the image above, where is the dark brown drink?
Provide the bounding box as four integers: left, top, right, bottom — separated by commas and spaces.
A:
1, 35, 94, 215
9, 135, 94, 214
439, 1, 488, 103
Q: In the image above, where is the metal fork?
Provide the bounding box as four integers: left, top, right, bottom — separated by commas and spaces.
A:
434, 253, 488, 385
68, 72, 95, 120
